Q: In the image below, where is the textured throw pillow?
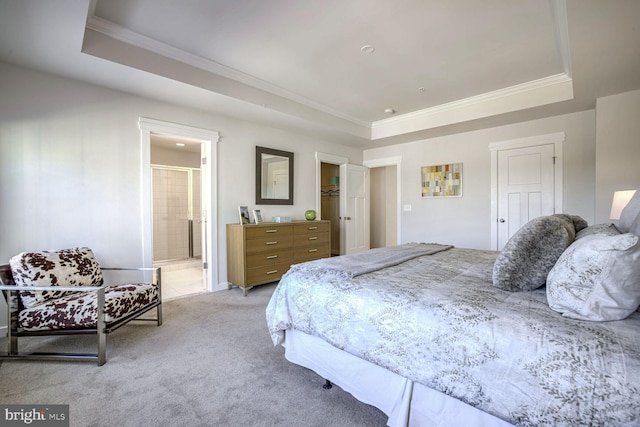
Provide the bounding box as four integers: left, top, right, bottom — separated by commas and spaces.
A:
9, 247, 104, 309
575, 223, 621, 240
618, 189, 640, 233
492, 214, 585, 291
547, 233, 640, 321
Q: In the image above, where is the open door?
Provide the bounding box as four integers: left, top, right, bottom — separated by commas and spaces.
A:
340, 164, 370, 254
199, 143, 209, 290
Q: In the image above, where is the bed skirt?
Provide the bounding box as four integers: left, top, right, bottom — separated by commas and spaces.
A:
283, 329, 513, 427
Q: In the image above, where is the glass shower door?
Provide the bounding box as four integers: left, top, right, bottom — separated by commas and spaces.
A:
152, 167, 190, 262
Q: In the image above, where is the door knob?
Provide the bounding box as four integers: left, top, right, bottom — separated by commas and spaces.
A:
499, 218, 505, 223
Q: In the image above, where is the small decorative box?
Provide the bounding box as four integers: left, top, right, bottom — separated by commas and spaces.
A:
271, 216, 292, 223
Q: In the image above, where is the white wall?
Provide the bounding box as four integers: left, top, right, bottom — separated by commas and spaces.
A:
364, 110, 596, 250
0, 62, 363, 325
595, 89, 640, 223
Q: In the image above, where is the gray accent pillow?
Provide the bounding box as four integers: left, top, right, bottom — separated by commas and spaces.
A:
575, 223, 621, 240
492, 214, 585, 291
547, 233, 640, 321
618, 188, 640, 233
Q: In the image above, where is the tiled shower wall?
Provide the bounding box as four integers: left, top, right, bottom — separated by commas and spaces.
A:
152, 166, 201, 262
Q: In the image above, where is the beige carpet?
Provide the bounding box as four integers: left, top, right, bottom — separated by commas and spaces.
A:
0, 284, 387, 426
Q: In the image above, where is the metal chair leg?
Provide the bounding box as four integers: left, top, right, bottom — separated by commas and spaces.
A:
97, 288, 106, 366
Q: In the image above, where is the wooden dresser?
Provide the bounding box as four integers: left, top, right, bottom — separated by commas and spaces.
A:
226, 220, 330, 295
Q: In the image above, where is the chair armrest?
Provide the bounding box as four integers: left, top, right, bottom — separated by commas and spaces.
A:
100, 267, 161, 291
0, 285, 104, 292
100, 267, 159, 272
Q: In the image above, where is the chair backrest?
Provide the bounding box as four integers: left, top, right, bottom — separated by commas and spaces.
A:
9, 247, 104, 309
0, 264, 14, 287
0, 263, 22, 313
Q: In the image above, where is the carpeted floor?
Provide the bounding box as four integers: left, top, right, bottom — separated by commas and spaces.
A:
0, 284, 388, 427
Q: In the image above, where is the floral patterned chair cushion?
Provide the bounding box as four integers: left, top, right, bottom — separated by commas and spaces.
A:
18, 283, 159, 331
9, 247, 104, 309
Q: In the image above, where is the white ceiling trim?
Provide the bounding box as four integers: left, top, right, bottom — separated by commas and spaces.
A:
551, 0, 572, 78
85, 1, 575, 142
370, 73, 574, 140
86, 16, 369, 128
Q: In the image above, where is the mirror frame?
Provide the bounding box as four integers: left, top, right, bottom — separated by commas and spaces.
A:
255, 146, 294, 205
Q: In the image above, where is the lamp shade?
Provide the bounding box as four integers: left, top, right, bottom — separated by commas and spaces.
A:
610, 190, 636, 220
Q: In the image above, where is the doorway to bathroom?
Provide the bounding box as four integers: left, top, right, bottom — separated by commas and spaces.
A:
151, 135, 205, 300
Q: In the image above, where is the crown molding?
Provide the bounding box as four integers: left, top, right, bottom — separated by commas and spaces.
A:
87, 4, 574, 143
370, 73, 574, 140
550, 0, 572, 78
86, 16, 369, 128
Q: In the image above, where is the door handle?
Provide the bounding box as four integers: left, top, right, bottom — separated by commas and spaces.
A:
499, 218, 506, 223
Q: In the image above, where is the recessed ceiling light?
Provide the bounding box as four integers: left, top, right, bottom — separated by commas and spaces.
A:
360, 44, 375, 54
176, 143, 186, 147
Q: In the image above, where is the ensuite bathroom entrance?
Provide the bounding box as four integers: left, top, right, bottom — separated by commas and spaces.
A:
151, 135, 206, 300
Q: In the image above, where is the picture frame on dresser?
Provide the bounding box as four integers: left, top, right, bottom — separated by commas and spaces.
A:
252, 209, 263, 224
238, 206, 250, 224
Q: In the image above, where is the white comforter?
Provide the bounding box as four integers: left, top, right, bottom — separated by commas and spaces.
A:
266, 245, 640, 426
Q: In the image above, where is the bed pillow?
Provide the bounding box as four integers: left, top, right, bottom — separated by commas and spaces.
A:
575, 223, 621, 240
618, 188, 640, 233
492, 214, 585, 291
547, 233, 640, 321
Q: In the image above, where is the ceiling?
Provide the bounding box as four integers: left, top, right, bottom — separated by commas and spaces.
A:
1, 0, 639, 147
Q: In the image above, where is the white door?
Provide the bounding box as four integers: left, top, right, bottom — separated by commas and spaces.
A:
340, 164, 370, 254
199, 144, 209, 290
497, 144, 555, 248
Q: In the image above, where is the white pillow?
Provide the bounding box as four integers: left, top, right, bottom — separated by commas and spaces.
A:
547, 233, 640, 321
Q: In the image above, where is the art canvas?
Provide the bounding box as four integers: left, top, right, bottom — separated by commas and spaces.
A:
421, 163, 462, 197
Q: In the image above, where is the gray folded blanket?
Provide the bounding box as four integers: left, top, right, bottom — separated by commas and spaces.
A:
289, 242, 453, 278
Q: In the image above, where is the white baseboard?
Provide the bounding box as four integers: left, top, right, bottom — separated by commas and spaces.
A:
212, 282, 231, 292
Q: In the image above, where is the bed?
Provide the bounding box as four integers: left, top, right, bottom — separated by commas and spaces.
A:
266, 199, 640, 426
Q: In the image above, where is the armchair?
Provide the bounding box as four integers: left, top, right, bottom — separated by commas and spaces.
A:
0, 247, 162, 366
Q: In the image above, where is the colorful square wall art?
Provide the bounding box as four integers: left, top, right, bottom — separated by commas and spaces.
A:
421, 163, 462, 197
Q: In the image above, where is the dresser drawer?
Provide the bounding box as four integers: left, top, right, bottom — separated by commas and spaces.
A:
246, 235, 293, 254
245, 225, 292, 239
294, 244, 330, 263
246, 247, 293, 268
294, 222, 330, 235
247, 262, 292, 285
293, 232, 329, 247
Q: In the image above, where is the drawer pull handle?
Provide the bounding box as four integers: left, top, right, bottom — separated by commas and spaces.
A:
308, 226, 318, 230
308, 237, 318, 240
266, 270, 278, 275
266, 241, 278, 245
308, 249, 318, 253
265, 230, 278, 233
266, 255, 278, 259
